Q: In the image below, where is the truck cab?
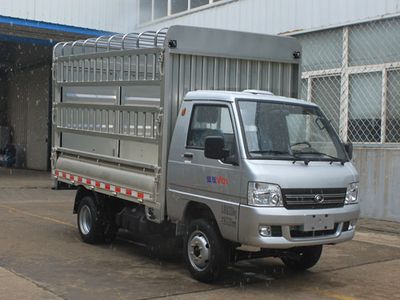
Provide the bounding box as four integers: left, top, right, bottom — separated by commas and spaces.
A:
167, 90, 360, 281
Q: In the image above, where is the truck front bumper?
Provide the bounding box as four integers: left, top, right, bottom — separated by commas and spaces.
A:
238, 204, 360, 249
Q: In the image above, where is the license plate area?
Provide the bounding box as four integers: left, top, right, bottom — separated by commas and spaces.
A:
303, 214, 334, 231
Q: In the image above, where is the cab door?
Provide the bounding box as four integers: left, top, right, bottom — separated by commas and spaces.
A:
167, 102, 242, 241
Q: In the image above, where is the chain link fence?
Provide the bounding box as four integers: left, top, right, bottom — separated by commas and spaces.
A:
295, 16, 400, 144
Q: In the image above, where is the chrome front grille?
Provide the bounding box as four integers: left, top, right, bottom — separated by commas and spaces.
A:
281, 188, 346, 209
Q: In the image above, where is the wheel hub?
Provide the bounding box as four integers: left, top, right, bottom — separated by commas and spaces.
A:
79, 205, 92, 235
188, 231, 210, 271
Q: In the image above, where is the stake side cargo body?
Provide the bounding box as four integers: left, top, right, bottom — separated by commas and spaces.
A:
52, 26, 360, 282
52, 26, 301, 222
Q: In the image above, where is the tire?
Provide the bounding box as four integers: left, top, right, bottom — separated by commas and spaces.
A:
77, 195, 116, 244
184, 219, 227, 283
281, 245, 323, 271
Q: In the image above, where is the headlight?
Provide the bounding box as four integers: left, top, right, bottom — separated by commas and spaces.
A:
345, 182, 359, 204
248, 182, 283, 207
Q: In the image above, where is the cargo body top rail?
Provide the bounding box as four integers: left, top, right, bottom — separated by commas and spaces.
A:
53, 28, 168, 57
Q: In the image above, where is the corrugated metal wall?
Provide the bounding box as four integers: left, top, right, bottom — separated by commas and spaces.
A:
0, 0, 134, 33
135, 0, 400, 35
3, 0, 400, 36
3, 0, 400, 35
353, 148, 400, 222
165, 53, 298, 134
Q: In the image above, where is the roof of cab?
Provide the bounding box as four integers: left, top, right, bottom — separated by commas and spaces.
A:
184, 90, 318, 107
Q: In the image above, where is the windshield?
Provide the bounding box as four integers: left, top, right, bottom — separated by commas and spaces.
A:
237, 100, 348, 162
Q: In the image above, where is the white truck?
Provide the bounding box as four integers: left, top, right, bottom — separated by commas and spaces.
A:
52, 26, 360, 282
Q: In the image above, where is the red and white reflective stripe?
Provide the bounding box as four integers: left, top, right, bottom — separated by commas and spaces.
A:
53, 170, 146, 200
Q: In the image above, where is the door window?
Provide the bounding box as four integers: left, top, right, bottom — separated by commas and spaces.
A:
187, 105, 237, 163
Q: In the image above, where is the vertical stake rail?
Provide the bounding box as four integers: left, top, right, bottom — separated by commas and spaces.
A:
152, 113, 156, 138
121, 56, 124, 81
152, 54, 156, 80
100, 58, 103, 82
65, 62, 68, 82
87, 109, 90, 130
107, 57, 110, 81
136, 55, 139, 80
94, 109, 97, 131
100, 110, 104, 132
144, 113, 147, 137
72, 60, 75, 82
128, 55, 132, 80
94, 58, 97, 81
128, 112, 131, 135
87, 59, 91, 82
135, 112, 139, 136
113, 56, 117, 81
144, 55, 148, 80
81, 60, 85, 82
106, 110, 110, 133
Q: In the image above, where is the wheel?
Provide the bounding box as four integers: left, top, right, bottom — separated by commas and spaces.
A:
77, 195, 116, 244
281, 245, 323, 271
184, 219, 227, 283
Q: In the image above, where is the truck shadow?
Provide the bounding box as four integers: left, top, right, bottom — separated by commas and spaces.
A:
112, 230, 316, 287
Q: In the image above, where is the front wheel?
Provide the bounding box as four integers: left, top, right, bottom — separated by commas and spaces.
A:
184, 219, 227, 283
281, 245, 323, 271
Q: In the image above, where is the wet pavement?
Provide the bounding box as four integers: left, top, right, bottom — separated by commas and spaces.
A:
0, 168, 399, 300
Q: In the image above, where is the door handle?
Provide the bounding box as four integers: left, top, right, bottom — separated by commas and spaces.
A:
183, 152, 193, 159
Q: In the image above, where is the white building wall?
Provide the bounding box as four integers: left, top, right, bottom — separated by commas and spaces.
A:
135, 0, 400, 34
2, 0, 400, 35
0, 0, 135, 33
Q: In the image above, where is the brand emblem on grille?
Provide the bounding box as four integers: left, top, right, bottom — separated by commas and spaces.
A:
314, 194, 324, 203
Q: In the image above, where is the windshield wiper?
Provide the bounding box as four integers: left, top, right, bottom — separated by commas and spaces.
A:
249, 150, 291, 155
292, 151, 346, 165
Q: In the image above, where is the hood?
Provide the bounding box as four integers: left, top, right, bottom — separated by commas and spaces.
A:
243, 159, 358, 189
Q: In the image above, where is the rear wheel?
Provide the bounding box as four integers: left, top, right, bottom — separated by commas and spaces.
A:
281, 245, 323, 271
77, 195, 116, 244
184, 219, 227, 283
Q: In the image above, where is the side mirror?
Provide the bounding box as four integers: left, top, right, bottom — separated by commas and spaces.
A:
343, 142, 353, 160
204, 136, 226, 160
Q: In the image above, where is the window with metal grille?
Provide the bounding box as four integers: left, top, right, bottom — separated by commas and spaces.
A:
295, 16, 400, 144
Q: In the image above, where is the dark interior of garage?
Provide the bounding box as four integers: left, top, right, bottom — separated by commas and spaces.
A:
0, 40, 52, 170
0, 17, 111, 171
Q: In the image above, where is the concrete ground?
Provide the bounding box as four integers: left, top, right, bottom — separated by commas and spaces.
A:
0, 168, 400, 300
